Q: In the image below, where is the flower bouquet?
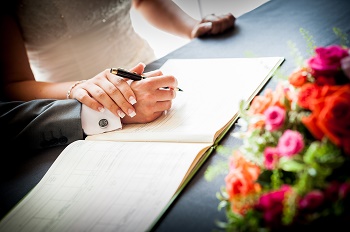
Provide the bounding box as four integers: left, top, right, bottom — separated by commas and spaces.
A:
206, 30, 350, 231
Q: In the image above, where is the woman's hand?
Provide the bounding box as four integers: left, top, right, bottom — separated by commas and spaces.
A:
68, 68, 138, 118
121, 67, 178, 124
191, 13, 236, 39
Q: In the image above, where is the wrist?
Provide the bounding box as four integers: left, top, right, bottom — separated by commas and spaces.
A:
67, 80, 86, 99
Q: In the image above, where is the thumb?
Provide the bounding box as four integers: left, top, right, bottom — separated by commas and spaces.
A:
129, 62, 146, 74
191, 22, 212, 39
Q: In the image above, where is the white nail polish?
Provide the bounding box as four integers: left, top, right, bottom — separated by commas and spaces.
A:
203, 21, 212, 29
117, 110, 125, 118
98, 107, 105, 112
128, 109, 136, 118
129, 96, 137, 105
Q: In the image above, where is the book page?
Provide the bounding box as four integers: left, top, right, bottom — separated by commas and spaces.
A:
87, 57, 284, 143
0, 140, 212, 232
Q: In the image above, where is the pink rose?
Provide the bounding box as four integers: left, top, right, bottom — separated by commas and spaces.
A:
264, 147, 279, 170
277, 130, 304, 157
307, 45, 349, 77
264, 106, 286, 131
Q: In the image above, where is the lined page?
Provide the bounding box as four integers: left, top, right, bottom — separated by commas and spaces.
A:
0, 140, 211, 232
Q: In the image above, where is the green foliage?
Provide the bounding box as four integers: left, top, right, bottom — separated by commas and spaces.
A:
204, 160, 229, 182
204, 145, 233, 182
333, 27, 349, 47
299, 28, 316, 56
287, 40, 304, 68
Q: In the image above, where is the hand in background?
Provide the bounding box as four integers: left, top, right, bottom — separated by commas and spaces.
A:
191, 13, 236, 39
121, 65, 178, 124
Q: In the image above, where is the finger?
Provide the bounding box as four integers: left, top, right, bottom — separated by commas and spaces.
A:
81, 81, 131, 118
147, 75, 179, 91
121, 111, 163, 124
154, 88, 177, 101
104, 73, 137, 117
129, 62, 146, 75
72, 87, 105, 112
143, 69, 163, 77
191, 22, 213, 38
153, 100, 173, 112
107, 72, 136, 103
199, 13, 235, 35
210, 20, 224, 34
106, 70, 137, 105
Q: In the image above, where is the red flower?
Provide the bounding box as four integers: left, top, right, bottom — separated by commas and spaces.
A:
297, 83, 321, 110
302, 84, 350, 154
298, 190, 325, 211
255, 185, 292, 227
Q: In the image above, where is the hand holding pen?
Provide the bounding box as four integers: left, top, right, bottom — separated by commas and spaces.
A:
111, 64, 180, 124
110, 68, 183, 92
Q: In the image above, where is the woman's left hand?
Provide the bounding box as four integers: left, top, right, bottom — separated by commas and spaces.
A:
191, 13, 236, 39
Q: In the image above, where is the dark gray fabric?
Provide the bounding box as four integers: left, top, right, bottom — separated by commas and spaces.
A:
0, 99, 83, 151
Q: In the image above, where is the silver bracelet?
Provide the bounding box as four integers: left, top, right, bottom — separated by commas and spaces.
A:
66, 80, 86, 99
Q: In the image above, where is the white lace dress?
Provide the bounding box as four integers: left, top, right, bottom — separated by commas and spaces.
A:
15, 0, 156, 82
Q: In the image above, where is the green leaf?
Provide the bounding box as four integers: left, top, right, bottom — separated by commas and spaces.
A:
204, 160, 228, 182
279, 157, 305, 172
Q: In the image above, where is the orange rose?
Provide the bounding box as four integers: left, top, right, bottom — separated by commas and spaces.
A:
225, 151, 261, 214
297, 83, 321, 110
249, 84, 287, 114
249, 89, 275, 115
288, 68, 308, 87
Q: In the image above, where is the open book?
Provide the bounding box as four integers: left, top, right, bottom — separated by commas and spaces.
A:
0, 57, 284, 232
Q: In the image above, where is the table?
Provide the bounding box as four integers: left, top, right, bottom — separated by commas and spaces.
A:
1, 0, 350, 231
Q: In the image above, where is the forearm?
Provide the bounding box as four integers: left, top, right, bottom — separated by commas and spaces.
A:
3, 80, 75, 101
133, 0, 199, 39
0, 99, 84, 151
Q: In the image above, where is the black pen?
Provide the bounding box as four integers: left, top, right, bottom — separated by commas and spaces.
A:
110, 68, 183, 92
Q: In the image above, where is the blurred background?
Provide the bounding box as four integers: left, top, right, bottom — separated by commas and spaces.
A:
130, 0, 269, 59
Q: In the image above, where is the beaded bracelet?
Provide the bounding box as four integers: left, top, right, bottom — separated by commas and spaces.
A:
66, 80, 86, 99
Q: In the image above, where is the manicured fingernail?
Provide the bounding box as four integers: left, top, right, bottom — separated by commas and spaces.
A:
98, 107, 105, 112
128, 109, 136, 118
117, 110, 125, 118
129, 96, 137, 105
202, 22, 212, 29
